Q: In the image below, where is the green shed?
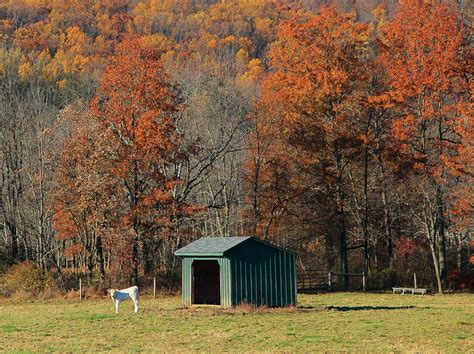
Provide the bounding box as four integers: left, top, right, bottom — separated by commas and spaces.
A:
174, 236, 297, 308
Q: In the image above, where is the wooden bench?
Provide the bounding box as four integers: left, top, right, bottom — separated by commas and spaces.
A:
392, 287, 427, 295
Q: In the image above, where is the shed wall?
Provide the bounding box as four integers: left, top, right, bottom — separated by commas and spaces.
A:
227, 240, 296, 307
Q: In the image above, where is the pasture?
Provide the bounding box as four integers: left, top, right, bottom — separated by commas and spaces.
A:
0, 293, 472, 352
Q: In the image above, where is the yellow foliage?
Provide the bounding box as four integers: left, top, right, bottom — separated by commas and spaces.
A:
71, 54, 89, 74
161, 49, 175, 65
132, 2, 152, 33
140, 34, 173, 53
26, 0, 48, 7
372, 5, 388, 26
238, 37, 252, 50
38, 49, 52, 63
60, 26, 89, 54
18, 61, 33, 80
247, 58, 263, 76
50, 47, 90, 75
93, 35, 110, 54
41, 57, 62, 80
235, 48, 249, 65
57, 78, 67, 90
236, 58, 263, 87
222, 35, 236, 45
255, 17, 273, 37
355, 32, 370, 51
190, 10, 207, 24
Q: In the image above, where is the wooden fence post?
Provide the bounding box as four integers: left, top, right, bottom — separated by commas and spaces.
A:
79, 278, 82, 301
328, 272, 332, 292
414, 273, 417, 289
153, 277, 156, 299
362, 272, 366, 292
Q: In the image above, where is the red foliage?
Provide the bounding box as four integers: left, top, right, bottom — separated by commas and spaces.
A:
448, 269, 474, 291
395, 237, 422, 258
64, 243, 83, 257
51, 210, 78, 241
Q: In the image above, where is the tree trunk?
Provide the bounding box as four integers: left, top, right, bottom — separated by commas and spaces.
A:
87, 253, 94, 281
335, 152, 349, 290
457, 233, 463, 270
96, 235, 105, 280
131, 241, 139, 286
436, 186, 447, 288
251, 155, 261, 238
325, 228, 335, 272
377, 143, 395, 286
429, 242, 443, 294
336, 184, 349, 290
143, 239, 154, 276
363, 145, 370, 276
382, 189, 395, 285
5, 220, 18, 260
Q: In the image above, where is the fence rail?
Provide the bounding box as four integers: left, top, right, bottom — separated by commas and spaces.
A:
297, 271, 366, 292
297, 271, 329, 292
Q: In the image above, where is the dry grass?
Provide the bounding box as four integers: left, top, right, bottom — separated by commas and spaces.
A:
0, 292, 472, 352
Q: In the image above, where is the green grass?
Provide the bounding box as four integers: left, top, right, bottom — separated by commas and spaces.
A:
0, 293, 472, 352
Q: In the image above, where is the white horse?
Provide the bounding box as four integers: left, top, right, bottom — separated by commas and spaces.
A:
108, 286, 139, 314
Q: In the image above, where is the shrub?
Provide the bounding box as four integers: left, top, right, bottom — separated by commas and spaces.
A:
0, 261, 58, 297
448, 269, 474, 291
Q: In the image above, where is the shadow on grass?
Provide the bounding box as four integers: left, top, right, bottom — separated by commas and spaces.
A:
325, 305, 416, 311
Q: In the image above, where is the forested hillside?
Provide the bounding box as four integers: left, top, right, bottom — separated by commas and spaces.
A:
0, 0, 472, 293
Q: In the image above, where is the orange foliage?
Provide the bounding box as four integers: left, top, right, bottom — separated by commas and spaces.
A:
379, 0, 471, 234
380, 0, 468, 174
87, 37, 198, 278
90, 36, 189, 224
246, 7, 370, 245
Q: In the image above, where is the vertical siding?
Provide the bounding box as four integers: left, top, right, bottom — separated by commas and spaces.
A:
219, 258, 232, 308
293, 254, 297, 305
267, 256, 273, 306
182, 257, 192, 307
229, 239, 296, 308
272, 252, 283, 306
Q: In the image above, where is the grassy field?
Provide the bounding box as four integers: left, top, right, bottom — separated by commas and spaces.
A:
0, 292, 472, 352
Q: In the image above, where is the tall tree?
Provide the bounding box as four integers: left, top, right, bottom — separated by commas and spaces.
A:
89, 37, 197, 284
52, 107, 111, 280
379, 0, 469, 292
248, 7, 371, 288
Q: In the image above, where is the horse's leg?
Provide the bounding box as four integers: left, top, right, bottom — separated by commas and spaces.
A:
115, 300, 120, 314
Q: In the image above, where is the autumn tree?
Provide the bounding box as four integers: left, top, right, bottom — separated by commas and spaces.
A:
248, 7, 371, 289
52, 107, 112, 280
379, 0, 470, 292
445, 100, 473, 270
89, 37, 197, 284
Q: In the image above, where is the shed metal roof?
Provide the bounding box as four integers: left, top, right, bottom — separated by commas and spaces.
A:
174, 236, 296, 257
174, 236, 252, 256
